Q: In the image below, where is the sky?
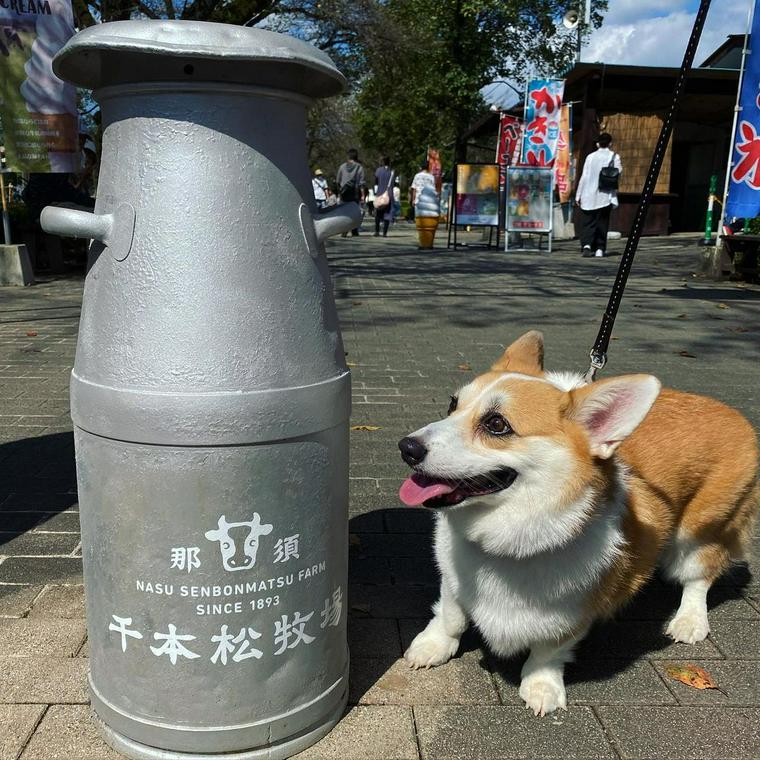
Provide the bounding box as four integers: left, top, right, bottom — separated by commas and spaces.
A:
483, 0, 752, 107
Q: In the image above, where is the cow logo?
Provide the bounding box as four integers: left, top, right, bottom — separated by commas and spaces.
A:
204, 513, 273, 572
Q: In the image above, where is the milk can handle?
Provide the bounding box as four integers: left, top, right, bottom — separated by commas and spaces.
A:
313, 202, 362, 242
40, 204, 135, 261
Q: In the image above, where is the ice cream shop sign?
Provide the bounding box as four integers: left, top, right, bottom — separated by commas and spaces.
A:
0, 0, 78, 172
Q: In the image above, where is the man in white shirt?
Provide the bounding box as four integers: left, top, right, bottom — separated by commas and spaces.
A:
575, 133, 622, 258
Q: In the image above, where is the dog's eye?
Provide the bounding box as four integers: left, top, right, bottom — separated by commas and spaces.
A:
482, 413, 512, 436
447, 395, 458, 415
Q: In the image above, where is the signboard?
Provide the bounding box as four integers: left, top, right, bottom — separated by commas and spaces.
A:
554, 104, 573, 203
427, 147, 443, 193
496, 114, 523, 192
0, 0, 78, 172
455, 164, 500, 227
506, 167, 553, 233
725, 8, 760, 220
440, 182, 452, 222
521, 79, 565, 167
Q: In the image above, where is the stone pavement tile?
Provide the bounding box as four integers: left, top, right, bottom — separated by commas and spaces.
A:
597, 706, 760, 759
578, 621, 724, 660
414, 705, 615, 759
0, 704, 45, 760
349, 585, 436, 619
27, 585, 85, 619
0, 619, 86, 657
350, 533, 432, 558
0, 657, 88, 703
352, 656, 498, 706
292, 706, 419, 760
390, 557, 440, 587
491, 658, 677, 706
383, 507, 434, 535
20, 705, 122, 760
0, 532, 80, 557
1, 493, 76, 510
349, 557, 393, 585
347, 511, 385, 533
348, 618, 402, 659
0, 585, 42, 618
652, 660, 760, 706
0, 557, 83, 585
707, 619, 760, 658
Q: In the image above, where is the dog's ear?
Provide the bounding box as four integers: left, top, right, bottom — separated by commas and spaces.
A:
567, 375, 661, 459
491, 331, 544, 375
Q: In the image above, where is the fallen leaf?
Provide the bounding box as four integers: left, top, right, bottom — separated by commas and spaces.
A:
26, 331, 37, 337
346, 362, 358, 367
665, 664, 726, 694
351, 603, 371, 614
730, 326, 750, 333
352, 300, 363, 306
349, 534, 361, 547
611, 336, 620, 341
676, 350, 697, 358
457, 363, 472, 371
676, 314, 688, 319
717, 303, 730, 309
351, 425, 381, 431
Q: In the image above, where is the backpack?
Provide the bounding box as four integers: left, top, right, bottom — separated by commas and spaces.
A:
598, 154, 620, 192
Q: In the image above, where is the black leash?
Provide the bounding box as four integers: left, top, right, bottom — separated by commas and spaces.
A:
584, 0, 713, 382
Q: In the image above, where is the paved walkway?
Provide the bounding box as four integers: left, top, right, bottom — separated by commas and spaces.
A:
1, 223, 759, 759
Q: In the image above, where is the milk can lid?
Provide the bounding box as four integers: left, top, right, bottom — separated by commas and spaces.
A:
53, 20, 346, 98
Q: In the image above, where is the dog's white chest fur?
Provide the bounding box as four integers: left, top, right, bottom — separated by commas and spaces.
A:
433, 498, 625, 657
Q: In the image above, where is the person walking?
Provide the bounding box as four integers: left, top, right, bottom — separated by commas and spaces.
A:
575, 132, 622, 258
311, 168, 331, 211
336, 148, 366, 236
373, 156, 395, 237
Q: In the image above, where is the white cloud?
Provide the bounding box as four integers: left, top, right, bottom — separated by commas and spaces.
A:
585, 0, 751, 67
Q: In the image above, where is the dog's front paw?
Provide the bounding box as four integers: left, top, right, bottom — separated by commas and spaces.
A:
519, 673, 567, 717
667, 610, 710, 644
404, 630, 459, 669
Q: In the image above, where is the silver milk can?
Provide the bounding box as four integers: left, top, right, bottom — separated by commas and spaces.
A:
40, 19, 361, 760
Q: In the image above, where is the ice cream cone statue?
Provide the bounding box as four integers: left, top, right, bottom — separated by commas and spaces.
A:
415, 186, 440, 248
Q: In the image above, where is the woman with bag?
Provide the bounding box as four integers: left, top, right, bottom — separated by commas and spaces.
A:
574, 132, 622, 258
373, 156, 395, 237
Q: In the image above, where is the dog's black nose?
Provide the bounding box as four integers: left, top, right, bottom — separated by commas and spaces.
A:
399, 436, 428, 466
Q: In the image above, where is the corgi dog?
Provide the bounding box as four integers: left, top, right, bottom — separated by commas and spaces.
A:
397, 331, 758, 716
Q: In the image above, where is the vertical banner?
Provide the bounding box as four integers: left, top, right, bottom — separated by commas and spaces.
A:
554, 104, 572, 203
427, 147, 442, 193
726, 7, 760, 220
0, 0, 78, 172
495, 113, 523, 191
521, 79, 565, 167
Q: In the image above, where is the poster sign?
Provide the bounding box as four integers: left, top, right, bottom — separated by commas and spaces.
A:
496, 114, 523, 191
455, 164, 500, 226
427, 147, 442, 193
725, 9, 760, 219
554, 104, 572, 203
0, 0, 78, 172
439, 182, 452, 222
506, 167, 553, 232
521, 79, 565, 167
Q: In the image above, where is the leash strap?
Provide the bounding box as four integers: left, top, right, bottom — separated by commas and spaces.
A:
584, 0, 713, 382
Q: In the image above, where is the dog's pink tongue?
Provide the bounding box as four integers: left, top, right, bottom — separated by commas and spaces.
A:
399, 474, 455, 506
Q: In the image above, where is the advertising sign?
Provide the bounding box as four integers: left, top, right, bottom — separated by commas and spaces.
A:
521, 79, 565, 167
427, 146, 443, 193
496, 113, 523, 191
506, 167, 553, 232
554, 104, 573, 203
0, 0, 78, 172
455, 164, 500, 227
440, 182, 452, 222
725, 8, 760, 220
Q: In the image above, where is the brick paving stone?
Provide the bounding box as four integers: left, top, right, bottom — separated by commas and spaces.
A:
292, 706, 419, 759
414, 705, 616, 759
597, 706, 760, 759
351, 656, 499, 706
0, 557, 83, 585
0, 532, 80, 557
0, 705, 45, 760
27, 585, 86, 619
349, 584, 436, 619
0, 657, 88, 703
348, 618, 402, 660
653, 659, 760, 706
0, 585, 42, 619
0, 619, 86, 657
707, 619, 760, 658
20, 705, 122, 760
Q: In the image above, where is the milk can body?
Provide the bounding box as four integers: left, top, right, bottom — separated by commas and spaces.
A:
41, 20, 360, 760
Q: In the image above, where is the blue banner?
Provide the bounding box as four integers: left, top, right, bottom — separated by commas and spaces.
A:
521, 79, 564, 167
726, 8, 760, 220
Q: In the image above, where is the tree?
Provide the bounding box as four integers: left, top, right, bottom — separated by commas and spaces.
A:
354, 0, 607, 178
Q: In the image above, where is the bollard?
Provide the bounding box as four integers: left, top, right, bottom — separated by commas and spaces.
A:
40, 20, 361, 760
